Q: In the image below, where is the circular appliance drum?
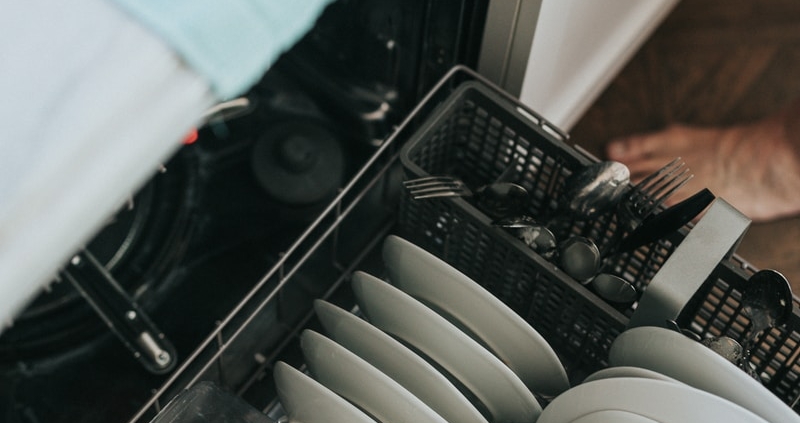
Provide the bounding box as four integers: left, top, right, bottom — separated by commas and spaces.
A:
0, 151, 200, 363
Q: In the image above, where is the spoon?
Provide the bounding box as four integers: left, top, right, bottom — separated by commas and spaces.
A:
738, 269, 793, 381
701, 336, 744, 366
578, 188, 712, 301
590, 273, 637, 304
475, 183, 530, 220
558, 161, 631, 221
548, 162, 629, 278
558, 236, 601, 282
497, 161, 630, 278
494, 216, 557, 259
741, 269, 793, 344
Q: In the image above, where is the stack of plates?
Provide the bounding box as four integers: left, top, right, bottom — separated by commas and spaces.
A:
536, 376, 770, 423
273, 235, 569, 423
604, 326, 800, 423
273, 235, 791, 422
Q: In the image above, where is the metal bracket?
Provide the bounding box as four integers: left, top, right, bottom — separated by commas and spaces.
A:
63, 249, 177, 374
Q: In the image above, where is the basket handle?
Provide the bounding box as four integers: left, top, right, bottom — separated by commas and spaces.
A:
628, 199, 751, 328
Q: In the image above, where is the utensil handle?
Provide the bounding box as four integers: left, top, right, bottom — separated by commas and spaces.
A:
616, 188, 715, 254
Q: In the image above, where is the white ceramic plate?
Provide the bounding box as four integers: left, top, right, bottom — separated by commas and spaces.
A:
582, 366, 682, 385
382, 234, 569, 397
300, 329, 448, 423
537, 377, 769, 423
273, 361, 376, 423
609, 326, 800, 423
351, 270, 542, 423
570, 410, 660, 423
313, 300, 488, 423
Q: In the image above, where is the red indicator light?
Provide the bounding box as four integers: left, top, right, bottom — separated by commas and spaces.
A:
183, 128, 198, 145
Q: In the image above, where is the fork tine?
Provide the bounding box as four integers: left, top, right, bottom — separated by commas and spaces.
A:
403, 175, 461, 187
636, 158, 683, 195
404, 180, 464, 190
406, 183, 469, 196
646, 165, 689, 200
627, 158, 685, 210
403, 175, 473, 199
635, 167, 692, 219
411, 190, 472, 200
408, 183, 473, 199
650, 171, 693, 210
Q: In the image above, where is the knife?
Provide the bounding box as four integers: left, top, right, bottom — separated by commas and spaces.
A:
615, 188, 715, 254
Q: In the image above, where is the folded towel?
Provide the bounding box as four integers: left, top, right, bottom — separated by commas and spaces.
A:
110, 0, 335, 99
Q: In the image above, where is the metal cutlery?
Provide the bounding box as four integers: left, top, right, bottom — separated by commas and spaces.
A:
619, 157, 693, 230
556, 160, 631, 221
585, 189, 713, 305
741, 269, 793, 349
403, 176, 529, 219
409, 157, 699, 307
612, 188, 715, 255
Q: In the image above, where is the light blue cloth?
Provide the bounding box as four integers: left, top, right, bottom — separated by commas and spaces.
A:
109, 0, 334, 99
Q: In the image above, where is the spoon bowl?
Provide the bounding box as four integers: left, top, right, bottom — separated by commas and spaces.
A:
494, 216, 557, 259
475, 182, 529, 219
701, 336, 744, 365
561, 161, 630, 220
742, 269, 793, 336
591, 273, 637, 304
559, 237, 601, 282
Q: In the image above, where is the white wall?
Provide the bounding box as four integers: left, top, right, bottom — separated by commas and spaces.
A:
519, 0, 679, 131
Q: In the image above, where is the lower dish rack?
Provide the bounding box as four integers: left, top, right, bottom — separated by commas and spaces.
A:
130, 66, 800, 423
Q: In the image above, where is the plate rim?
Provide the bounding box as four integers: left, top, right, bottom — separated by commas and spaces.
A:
609, 326, 800, 423
273, 361, 377, 423
313, 299, 489, 423
300, 329, 449, 423
351, 270, 542, 423
382, 234, 569, 397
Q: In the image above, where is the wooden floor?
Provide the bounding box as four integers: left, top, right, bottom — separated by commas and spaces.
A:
571, 0, 800, 292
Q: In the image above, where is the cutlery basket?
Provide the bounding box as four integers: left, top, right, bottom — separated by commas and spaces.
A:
132, 66, 800, 422
396, 69, 800, 403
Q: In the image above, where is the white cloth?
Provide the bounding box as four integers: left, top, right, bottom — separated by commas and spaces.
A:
0, 0, 214, 327
0, 0, 332, 329
110, 0, 334, 99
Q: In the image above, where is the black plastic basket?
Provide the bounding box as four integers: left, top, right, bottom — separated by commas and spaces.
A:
396, 74, 800, 405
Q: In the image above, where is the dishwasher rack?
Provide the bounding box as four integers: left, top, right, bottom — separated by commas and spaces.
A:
130, 66, 800, 423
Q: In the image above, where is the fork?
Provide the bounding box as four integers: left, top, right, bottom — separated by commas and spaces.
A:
403, 174, 529, 219
620, 157, 693, 229
403, 176, 474, 199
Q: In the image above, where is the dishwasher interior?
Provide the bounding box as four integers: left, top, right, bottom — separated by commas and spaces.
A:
131, 64, 800, 422
5, 1, 800, 422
